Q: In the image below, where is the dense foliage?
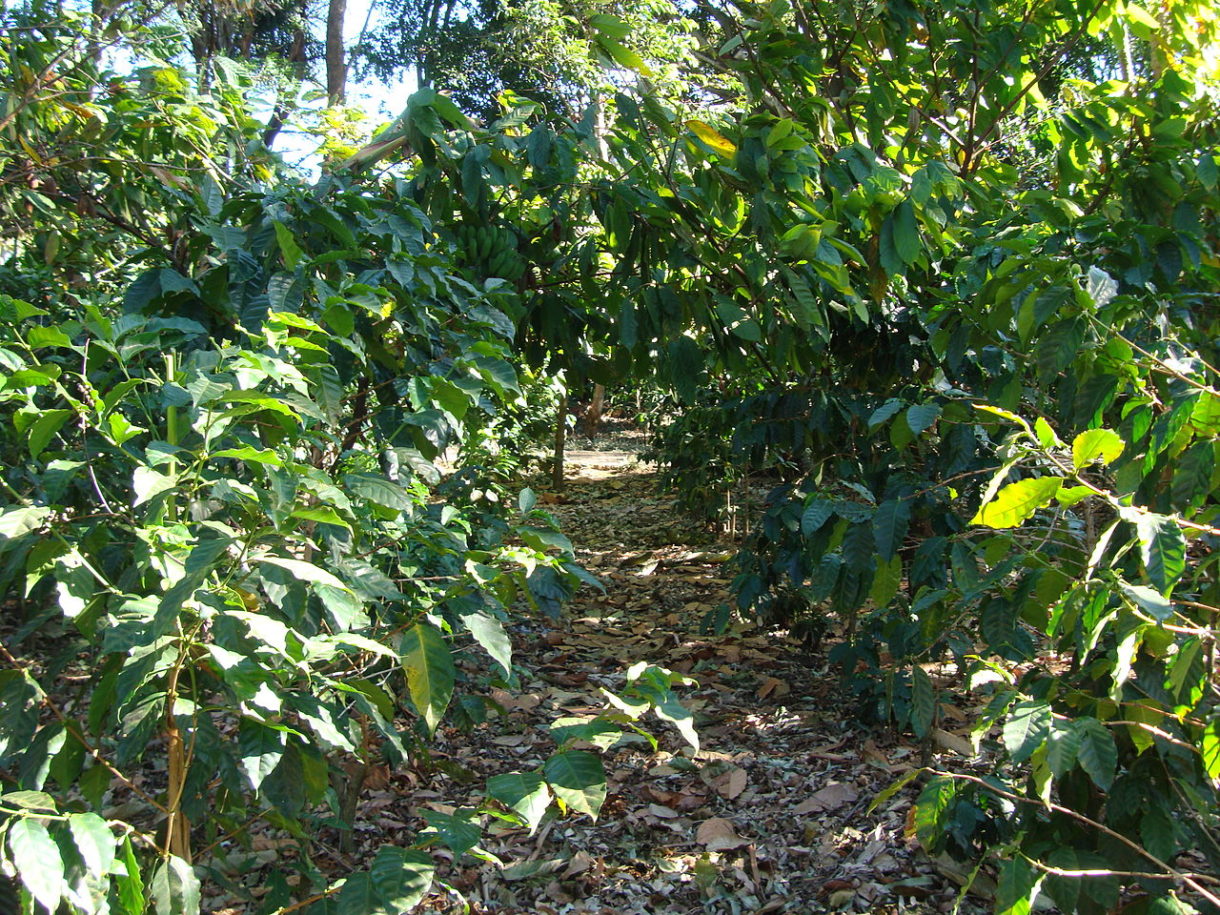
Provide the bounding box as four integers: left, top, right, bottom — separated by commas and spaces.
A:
1, 0, 1219, 912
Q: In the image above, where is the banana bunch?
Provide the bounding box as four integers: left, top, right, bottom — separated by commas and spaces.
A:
454, 224, 526, 281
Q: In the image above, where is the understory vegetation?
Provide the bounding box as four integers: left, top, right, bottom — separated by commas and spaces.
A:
0, 0, 1218, 912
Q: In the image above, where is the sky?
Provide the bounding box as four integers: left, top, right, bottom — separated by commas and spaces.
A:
273, 0, 418, 173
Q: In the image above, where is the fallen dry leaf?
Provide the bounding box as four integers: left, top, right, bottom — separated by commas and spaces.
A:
696, 816, 748, 851
755, 676, 790, 699
792, 781, 859, 814
709, 765, 748, 800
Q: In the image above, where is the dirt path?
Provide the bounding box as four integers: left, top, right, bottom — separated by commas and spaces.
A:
399, 455, 973, 914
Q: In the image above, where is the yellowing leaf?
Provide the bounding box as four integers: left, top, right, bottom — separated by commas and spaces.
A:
686, 119, 737, 157
971, 477, 1062, 528
1072, 428, 1124, 469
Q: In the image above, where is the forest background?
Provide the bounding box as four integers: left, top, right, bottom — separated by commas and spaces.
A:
1, 0, 1219, 912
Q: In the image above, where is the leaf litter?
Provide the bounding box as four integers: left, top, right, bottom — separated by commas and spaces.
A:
76, 436, 996, 914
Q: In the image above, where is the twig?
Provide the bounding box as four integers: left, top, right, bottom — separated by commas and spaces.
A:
938, 770, 1220, 907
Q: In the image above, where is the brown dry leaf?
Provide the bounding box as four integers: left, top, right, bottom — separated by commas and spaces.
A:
861, 739, 892, 769
932, 727, 975, 757
648, 803, 680, 819
492, 735, 528, 747
710, 766, 748, 801
792, 782, 858, 814
562, 851, 597, 878
696, 816, 748, 852
490, 688, 541, 712
755, 676, 790, 699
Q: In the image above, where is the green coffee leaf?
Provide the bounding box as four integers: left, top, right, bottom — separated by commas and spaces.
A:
9, 818, 64, 912
254, 555, 348, 591
486, 771, 551, 833
368, 846, 434, 912
1003, 700, 1051, 764
1118, 580, 1173, 621
237, 719, 286, 792
1071, 428, 1124, 469
543, 750, 607, 819
873, 498, 911, 562
402, 622, 455, 734
1046, 718, 1082, 776
906, 402, 941, 434
1133, 513, 1186, 593
910, 666, 934, 738
461, 610, 512, 676
68, 812, 115, 876
1201, 719, 1220, 780
150, 854, 200, 915
912, 776, 958, 853
1075, 717, 1117, 789
972, 478, 1062, 528
272, 221, 303, 269
27, 408, 72, 459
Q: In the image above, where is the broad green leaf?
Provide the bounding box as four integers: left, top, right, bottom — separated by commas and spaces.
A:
314, 583, 368, 632
906, 402, 940, 434
68, 812, 115, 876
254, 556, 347, 591
150, 854, 200, 915
1118, 580, 1173, 621
654, 696, 699, 753
873, 499, 911, 562
368, 846, 434, 911
421, 809, 481, 857
972, 478, 1062, 528
542, 750, 606, 819
1072, 429, 1124, 469
869, 554, 902, 608
402, 623, 455, 734
211, 446, 283, 466
461, 611, 512, 677
1133, 513, 1186, 593
115, 835, 145, 914
1075, 717, 1117, 789
28, 408, 72, 459
1003, 700, 1051, 764
8, 818, 64, 911
1201, 718, 1220, 780
912, 776, 958, 852
237, 719, 285, 791
892, 200, 920, 266
1046, 718, 1082, 776
132, 466, 177, 507
272, 221, 304, 269
801, 499, 835, 535
996, 856, 1039, 915
0, 505, 51, 539
909, 666, 934, 738
868, 398, 903, 428
1085, 266, 1118, 309
588, 13, 631, 38
486, 771, 551, 833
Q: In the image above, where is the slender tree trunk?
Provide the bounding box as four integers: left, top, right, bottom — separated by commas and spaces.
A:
587, 383, 605, 436
262, 26, 309, 147
326, 0, 348, 104
553, 395, 567, 490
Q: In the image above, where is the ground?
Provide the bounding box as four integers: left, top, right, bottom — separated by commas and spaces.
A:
316, 440, 993, 915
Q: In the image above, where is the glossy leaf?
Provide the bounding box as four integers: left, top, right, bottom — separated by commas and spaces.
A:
402, 622, 455, 734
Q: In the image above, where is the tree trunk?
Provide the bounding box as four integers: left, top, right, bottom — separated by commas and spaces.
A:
587, 383, 605, 436
326, 0, 348, 104
552, 395, 567, 490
